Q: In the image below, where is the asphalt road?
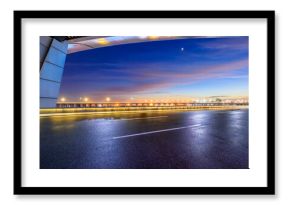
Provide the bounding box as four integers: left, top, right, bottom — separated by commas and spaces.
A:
40, 109, 248, 169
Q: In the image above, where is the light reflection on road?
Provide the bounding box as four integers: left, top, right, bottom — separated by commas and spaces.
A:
40, 109, 249, 169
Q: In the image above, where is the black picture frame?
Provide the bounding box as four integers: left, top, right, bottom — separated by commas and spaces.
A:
14, 10, 275, 195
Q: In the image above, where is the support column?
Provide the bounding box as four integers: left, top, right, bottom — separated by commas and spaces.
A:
40, 37, 68, 108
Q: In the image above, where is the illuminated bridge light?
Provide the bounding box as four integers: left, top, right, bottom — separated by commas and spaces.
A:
97, 38, 110, 45
55, 100, 248, 110
148, 36, 159, 40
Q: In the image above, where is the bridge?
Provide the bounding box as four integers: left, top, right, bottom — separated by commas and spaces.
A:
39, 101, 248, 115
56, 102, 248, 108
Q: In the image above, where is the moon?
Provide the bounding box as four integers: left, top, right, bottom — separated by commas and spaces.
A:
181, 47, 184, 51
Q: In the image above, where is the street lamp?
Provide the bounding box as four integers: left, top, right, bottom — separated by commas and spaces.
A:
60, 97, 66, 102
84, 97, 88, 102
106, 97, 111, 102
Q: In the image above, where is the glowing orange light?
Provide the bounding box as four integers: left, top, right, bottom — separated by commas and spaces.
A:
148, 36, 159, 40
60, 97, 66, 102
84, 97, 88, 102
97, 38, 110, 45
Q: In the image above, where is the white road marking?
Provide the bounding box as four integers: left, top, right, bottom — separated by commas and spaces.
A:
114, 116, 168, 121
113, 124, 202, 139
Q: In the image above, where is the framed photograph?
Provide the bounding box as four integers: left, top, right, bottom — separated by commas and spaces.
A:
14, 10, 275, 195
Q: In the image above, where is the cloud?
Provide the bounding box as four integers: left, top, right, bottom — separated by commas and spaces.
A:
81, 58, 248, 97
143, 59, 248, 79
197, 37, 248, 50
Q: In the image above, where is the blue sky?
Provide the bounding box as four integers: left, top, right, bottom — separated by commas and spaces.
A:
59, 36, 248, 102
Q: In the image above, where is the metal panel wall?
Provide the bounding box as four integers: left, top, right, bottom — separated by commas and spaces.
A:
40, 38, 68, 108
40, 36, 53, 68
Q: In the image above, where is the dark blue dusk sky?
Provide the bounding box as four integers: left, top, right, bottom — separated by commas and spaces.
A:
59, 36, 248, 102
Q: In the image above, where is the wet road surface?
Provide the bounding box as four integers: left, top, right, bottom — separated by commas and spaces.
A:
40, 109, 248, 169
